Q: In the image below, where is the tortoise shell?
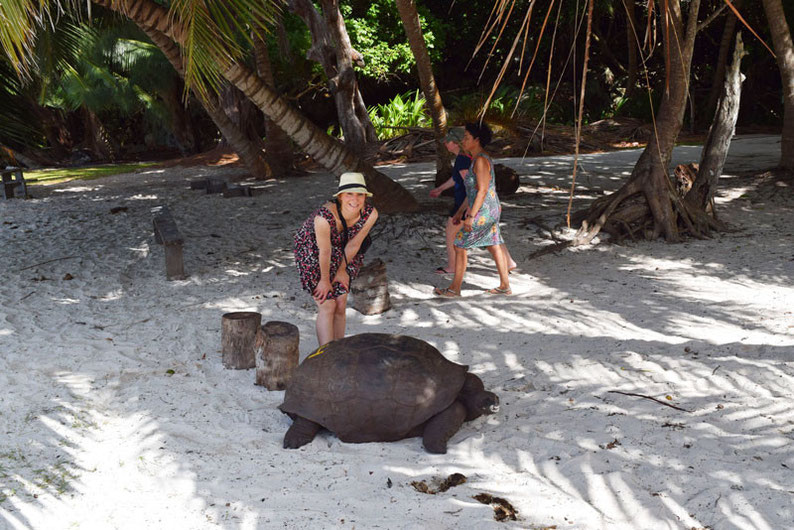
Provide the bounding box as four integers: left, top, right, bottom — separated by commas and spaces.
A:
279, 333, 468, 443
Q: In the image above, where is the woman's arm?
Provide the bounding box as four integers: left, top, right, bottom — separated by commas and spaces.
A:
429, 177, 455, 198
313, 215, 333, 300
341, 208, 379, 263
463, 157, 490, 230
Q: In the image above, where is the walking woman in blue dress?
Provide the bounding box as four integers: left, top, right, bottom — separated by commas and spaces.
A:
434, 122, 511, 297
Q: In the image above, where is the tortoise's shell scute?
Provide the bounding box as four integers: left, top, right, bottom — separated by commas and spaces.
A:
279, 334, 467, 442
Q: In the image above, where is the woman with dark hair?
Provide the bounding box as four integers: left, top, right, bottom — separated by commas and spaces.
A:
294, 172, 379, 345
434, 122, 511, 297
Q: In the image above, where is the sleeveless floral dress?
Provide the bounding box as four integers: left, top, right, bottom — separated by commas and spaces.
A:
454, 153, 503, 249
294, 202, 374, 299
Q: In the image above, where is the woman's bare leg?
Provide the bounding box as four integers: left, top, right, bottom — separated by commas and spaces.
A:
443, 218, 458, 272
332, 294, 348, 340
487, 245, 510, 291
315, 298, 336, 346
448, 246, 468, 293
502, 244, 517, 270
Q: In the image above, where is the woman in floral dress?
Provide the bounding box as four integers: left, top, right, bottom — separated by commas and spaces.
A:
294, 173, 378, 345
434, 122, 511, 297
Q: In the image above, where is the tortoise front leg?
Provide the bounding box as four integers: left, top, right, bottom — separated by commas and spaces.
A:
422, 401, 467, 454
283, 416, 322, 449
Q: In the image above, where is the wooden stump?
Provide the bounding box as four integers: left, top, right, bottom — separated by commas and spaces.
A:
494, 164, 520, 197
254, 321, 299, 390
351, 259, 391, 315
206, 176, 229, 194
221, 312, 262, 369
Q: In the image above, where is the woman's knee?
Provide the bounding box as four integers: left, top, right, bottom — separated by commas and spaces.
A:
334, 296, 348, 316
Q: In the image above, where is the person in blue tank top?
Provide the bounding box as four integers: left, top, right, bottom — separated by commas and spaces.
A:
434, 122, 512, 297
429, 128, 471, 274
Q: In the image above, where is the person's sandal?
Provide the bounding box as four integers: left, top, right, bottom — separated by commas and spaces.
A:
485, 287, 512, 296
434, 267, 453, 274
433, 286, 460, 297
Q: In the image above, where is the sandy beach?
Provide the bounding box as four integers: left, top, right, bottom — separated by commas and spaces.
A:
1, 135, 792, 529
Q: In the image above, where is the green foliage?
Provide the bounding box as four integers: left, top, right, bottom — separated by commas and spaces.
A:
449, 85, 562, 127
344, 1, 445, 81
367, 90, 431, 139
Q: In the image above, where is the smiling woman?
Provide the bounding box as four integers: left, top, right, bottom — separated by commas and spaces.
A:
293, 172, 379, 347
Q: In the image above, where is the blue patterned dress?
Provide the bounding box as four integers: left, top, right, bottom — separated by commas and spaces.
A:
454, 153, 503, 249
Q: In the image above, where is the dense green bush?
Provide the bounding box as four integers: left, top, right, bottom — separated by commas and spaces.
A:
367, 90, 431, 139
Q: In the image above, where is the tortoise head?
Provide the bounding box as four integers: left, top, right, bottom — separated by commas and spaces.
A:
459, 373, 500, 421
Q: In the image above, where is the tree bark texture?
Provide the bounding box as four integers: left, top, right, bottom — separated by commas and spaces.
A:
287, 0, 377, 155
689, 32, 746, 219
701, 0, 741, 129
350, 259, 391, 315
574, 0, 702, 244
96, 0, 417, 213
394, 0, 450, 174
140, 25, 272, 179
222, 312, 262, 369
254, 321, 299, 390
762, 0, 794, 170
253, 31, 295, 176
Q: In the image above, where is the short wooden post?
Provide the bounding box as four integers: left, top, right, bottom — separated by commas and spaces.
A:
350, 259, 391, 315
254, 321, 299, 390
221, 312, 262, 369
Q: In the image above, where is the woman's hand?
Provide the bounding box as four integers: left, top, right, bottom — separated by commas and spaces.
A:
332, 267, 350, 291
463, 216, 474, 232
313, 279, 333, 301
452, 207, 467, 225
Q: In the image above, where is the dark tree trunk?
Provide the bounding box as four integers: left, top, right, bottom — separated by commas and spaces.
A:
394, 0, 450, 174
700, 0, 742, 130
140, 26, 271, 179
574, 0, 702, 244
762, 0, 794, 170
287, 0, 377, 156
688, 32, 746, 223
622, 0, 639, 99
253, 32, 295, 176
159, 77, 198, 154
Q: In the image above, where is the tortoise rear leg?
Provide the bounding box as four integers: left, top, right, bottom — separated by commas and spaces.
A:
422, 401, 467, 454
284, 416, 322, 449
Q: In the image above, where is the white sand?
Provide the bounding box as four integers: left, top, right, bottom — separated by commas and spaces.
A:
1, 135, 792, 529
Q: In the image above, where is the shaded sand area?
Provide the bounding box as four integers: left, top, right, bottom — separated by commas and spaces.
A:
1, 135, 792, 529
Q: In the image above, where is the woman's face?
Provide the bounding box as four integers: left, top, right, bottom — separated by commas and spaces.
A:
461, 130, 479, 152
338, 192, 366, 211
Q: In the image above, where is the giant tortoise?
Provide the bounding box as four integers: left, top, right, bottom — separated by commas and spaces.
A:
279, 333, 499, 454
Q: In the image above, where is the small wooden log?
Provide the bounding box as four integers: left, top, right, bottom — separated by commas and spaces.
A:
189, 179, 209, 190
255, 321, 299, 390
152, 205, 186, 280
223, 184, 252, 198
351, 259, 391, 315
221, 311, 262, 369
205, 176, 229, 194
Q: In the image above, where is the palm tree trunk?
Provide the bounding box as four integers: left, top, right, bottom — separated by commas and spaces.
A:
140, 25, 272, 179
762, 0, 794, 170
92, 0, 416, 212
394, 0, 449, 174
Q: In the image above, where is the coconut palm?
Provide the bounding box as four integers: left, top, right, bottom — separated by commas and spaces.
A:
1, 0, 417, 212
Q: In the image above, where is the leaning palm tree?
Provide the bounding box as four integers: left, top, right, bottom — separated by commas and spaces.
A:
1, 0, 418, 212
761, 0, 794, 170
